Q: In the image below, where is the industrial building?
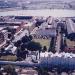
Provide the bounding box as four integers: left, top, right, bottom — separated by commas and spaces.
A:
66, 18, 75, 41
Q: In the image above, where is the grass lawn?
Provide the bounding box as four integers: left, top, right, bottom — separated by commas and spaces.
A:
33, 39, 50, 50
0, 55, 17, 61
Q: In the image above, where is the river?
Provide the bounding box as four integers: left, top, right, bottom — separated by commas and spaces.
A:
0, 9, 75, 17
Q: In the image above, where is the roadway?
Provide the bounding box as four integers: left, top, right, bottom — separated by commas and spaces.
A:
55, 33, 61, 52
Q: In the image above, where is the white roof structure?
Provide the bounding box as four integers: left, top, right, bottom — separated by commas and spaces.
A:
40, 52, 75, 58
24, 22, 33, 27
66, 19, 75, 35
31, 27, 56, 37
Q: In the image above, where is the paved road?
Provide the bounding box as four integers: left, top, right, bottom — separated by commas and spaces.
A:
55, 33, 61, 52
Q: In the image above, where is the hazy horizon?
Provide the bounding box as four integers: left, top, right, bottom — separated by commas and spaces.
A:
1, 0, 75, 2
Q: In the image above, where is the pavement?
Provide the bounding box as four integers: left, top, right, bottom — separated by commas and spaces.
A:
55, 33, 61, 52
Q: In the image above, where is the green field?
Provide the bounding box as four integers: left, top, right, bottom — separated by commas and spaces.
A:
0, 39, 50, 61
33, 39, 50, 50
66, 39, 75, 47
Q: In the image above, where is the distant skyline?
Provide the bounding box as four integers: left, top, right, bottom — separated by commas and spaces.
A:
1, 0, 75, 2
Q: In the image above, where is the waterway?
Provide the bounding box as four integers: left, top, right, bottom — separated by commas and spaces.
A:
0, 9, 75, 17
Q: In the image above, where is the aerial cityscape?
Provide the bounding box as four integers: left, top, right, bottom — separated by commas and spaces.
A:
0, 0, 75, 75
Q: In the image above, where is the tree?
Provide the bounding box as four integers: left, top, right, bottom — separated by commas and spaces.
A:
27, 41, 42, 51
4, 65, 18, 75
21, 35, 30, 43
42, 46, 47, 52
14, 40, 21, 47
21, 50, 28, 59
35, 20, 44, 27
29, 35, 33, 41
16, 47, 22, 59
0, 70, 3, 75
1, 48, 5, 53
48, 37, 56, 53
20, 44, 28, 59
16, 44, 28, 60
20, 43, 25, 51
0, 48, 5, 57
8, 34, 12, 39
20, 43, 28, 51
36, 68, 49, 75
7, 28, 16, 35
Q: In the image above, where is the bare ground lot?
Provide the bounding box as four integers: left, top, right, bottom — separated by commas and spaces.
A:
0, 55, 17, 61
